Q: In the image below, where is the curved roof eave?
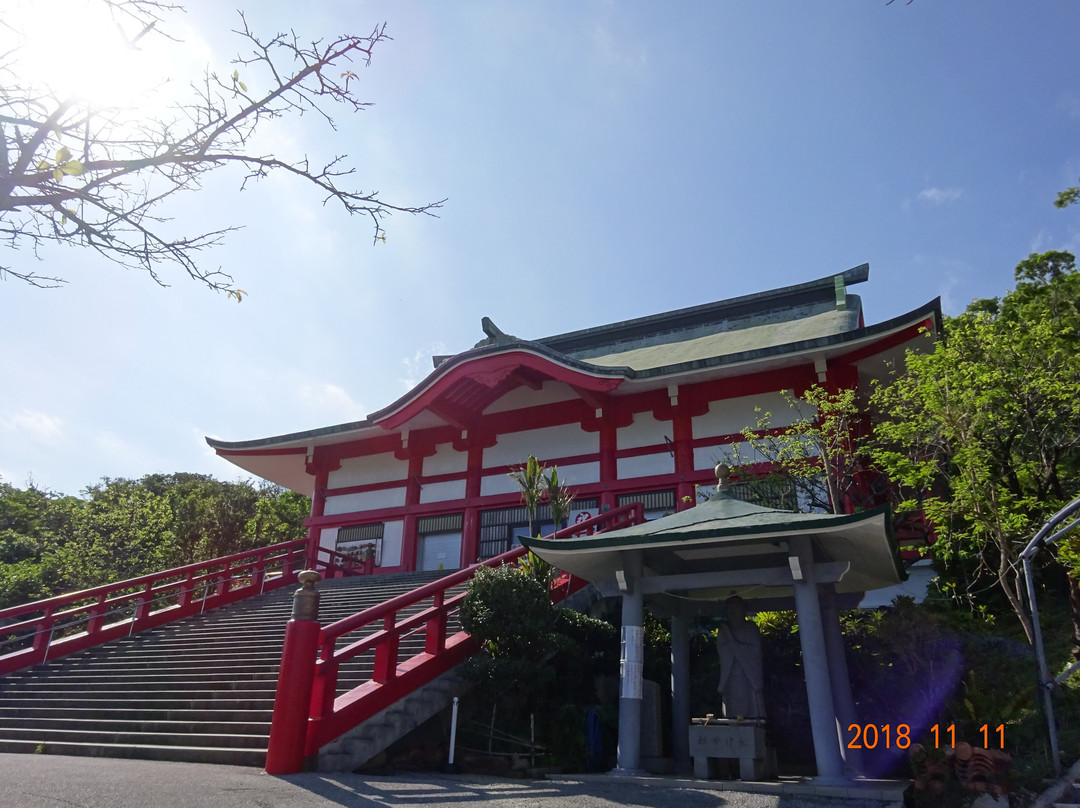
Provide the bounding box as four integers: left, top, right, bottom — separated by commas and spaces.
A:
366, 341, 634, 427
371, 297, 941, 426
205, 297, 940, 455
525, 503, 905, 594
205, 418, 377, 453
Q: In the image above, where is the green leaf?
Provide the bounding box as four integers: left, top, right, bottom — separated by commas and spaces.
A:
52, 168, 63, 182
231, 69, 239, 80
60, 160, 84, 176
37, 160, 50, 171
238, 81, 247, 92
55, 146, 71, 163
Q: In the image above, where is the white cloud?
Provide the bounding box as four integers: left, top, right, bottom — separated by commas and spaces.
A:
0, 409, 64, 444
916, 187, 964, 205
400, 342, 447, 391
591, 24, 648, 70
1030, 229, 1052, 254
94, 430, 152, 469
297, 382, 365, 423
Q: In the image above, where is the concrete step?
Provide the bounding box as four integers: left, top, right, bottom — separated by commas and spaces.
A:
0, 717, 271, 735
0, 726, 269, 749
0, 738, 266, 767
0, 695, 277, 710
0, 706, 272, 723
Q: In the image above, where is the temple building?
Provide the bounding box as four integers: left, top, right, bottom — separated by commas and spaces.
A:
207, 264, 940, 573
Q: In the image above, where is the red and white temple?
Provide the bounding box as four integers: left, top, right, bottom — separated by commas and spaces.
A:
207, 264, 940, 575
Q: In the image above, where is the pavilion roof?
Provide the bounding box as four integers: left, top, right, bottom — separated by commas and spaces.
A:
524, 475, 905, 604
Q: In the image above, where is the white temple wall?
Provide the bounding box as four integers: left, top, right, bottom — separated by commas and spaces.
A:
424, 443, 468, 476
323, 487, 406, 515
380, 521, 404, 567
328, 453, 408, 489
484, 423, 597, 467
483, 380, 578, 413
618, 452, 675, 479
319, 527, 338, 554
617, 411, 667, 449
694, 443, 769, 471
691, 391, 809, 439
554, 461, 600, 486
480, 472, 523, 497
419, 479, 468, 504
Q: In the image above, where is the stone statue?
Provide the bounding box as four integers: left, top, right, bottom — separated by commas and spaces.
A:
716, 596, 765, 720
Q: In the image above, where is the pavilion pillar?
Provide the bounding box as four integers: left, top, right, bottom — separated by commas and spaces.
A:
614, 551, 646, 775
820, 583, 864, 777
790, 537, 846, 782
670, 613, 692, 775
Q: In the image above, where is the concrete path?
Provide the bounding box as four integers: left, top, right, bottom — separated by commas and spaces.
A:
0, 754, 904, 808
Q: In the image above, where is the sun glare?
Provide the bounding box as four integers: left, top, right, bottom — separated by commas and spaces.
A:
3, 0, 192, 110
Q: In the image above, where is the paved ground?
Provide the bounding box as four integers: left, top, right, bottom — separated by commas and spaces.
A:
0, 754, 906, 808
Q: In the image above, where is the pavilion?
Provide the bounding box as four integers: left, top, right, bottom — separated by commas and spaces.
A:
524, 464, 905, 782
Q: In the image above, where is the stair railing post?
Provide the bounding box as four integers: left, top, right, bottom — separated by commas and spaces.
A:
252, 549, 266, 594
309, 643, 339, 723
424, 590, 447, 655
215, 562, 232, 597
374, 613, 400, 683
32, 606, 55, 664
179, 571, 195, 609
265, 570, 323, 775
85, 593, 107, 636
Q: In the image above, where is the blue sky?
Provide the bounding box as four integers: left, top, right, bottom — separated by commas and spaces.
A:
2, 0, 1079, 496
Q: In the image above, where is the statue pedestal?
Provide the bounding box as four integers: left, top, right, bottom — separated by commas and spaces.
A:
689, 719, 770, 781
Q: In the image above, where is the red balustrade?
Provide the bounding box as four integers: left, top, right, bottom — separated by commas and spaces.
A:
265, 502, 645, 774
0, 538, 367, 676
0, 502, 644, 773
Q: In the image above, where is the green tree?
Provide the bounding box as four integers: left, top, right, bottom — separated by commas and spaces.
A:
1056, 182, 1079, 210
870, 251, 1080, 644
244, 484, 310, 547
0, 472, 309, 609
729, 384, 862, 514
0, 0, 440, 292
60, 478, 177, 587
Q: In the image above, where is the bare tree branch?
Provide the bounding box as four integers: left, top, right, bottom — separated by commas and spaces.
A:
0, 1, 443, 294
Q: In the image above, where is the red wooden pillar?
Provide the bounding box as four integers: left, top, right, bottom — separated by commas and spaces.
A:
304, 454, 332, 567
402, 454, 424, 572
265, 571, 322, 775
598, 417, 619, 513
460, 440, 484, 566
672, 406, 696, 511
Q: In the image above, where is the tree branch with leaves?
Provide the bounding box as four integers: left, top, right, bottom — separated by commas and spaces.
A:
870, 252, 1080, 644
0, 1, 442, 295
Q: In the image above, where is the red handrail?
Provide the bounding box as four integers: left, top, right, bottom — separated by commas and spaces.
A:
0, 537, 363, 676
265, 502, 645, 772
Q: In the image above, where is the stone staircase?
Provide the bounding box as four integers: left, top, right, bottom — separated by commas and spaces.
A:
0, 570, 460, 767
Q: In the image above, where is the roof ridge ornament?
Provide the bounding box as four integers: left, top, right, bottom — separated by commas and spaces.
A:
476, 316, 520, 348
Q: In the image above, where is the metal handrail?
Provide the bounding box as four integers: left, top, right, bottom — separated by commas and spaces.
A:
0, 540, 307, 622
1020, 493, 1080, 777
0, 565, 299, 654
0, 539, 331, 674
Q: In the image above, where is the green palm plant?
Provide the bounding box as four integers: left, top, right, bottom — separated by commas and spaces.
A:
507, 454, 546, 539
544, 466, 575, 534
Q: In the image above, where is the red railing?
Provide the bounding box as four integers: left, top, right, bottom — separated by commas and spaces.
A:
265, 502, 645, 773
0, 538, 368, 676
